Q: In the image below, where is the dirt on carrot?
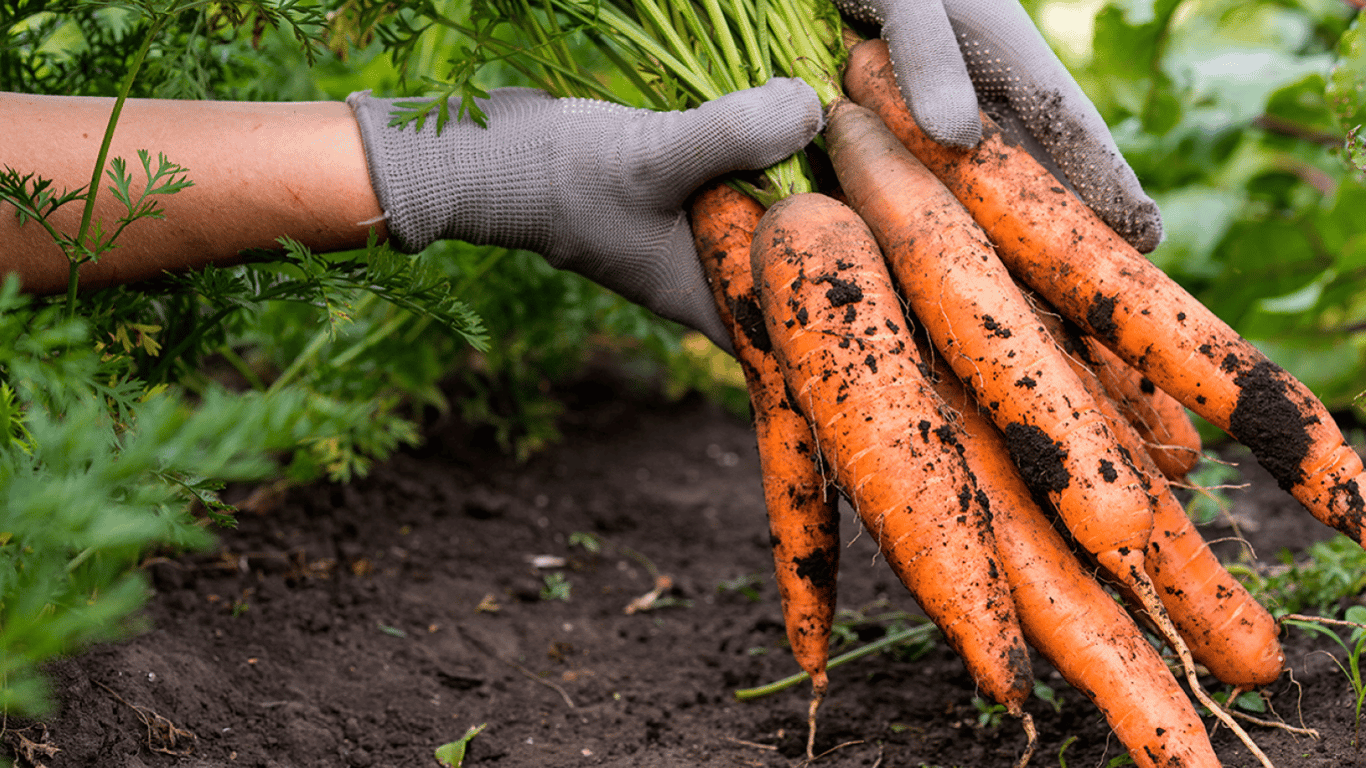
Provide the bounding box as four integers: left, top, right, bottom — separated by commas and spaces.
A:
691, 182, 840, 754
750, 190, 1033, 719
922, 346, 1220, 768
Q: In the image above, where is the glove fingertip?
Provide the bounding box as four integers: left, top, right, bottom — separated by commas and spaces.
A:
1114, 198, 1164, 255
913, 106, 983, 148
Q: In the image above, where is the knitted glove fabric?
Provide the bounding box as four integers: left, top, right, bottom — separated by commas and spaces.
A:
836, 0, 1162, 252
346, 80, 823, 350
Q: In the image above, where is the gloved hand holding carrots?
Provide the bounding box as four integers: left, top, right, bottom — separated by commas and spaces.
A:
347, 79, 823, 351
833, 0, 1164, 252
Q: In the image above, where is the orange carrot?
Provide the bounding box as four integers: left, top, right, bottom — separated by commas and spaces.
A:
823, 98, 1154, 589
845, 38, 1366, 546
750, 190, 1033, 719
923, 345, 1219, 768
1084, 339, 1202, 480
690, 183, 840, 753
1036, 308, 1285, 689
819, 96, 1272, 762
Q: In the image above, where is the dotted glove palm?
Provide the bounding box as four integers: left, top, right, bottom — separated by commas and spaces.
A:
836, 0, 1162, 252
347, 80, 823, 350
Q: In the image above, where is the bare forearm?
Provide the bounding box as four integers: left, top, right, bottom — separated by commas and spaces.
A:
0, 93, 386, 294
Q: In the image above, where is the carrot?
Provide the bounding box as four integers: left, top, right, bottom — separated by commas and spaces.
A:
823, 98, 1154, 589
1143, 485, 1287, 688
749, 190, 1034, 721
922, 344, 1219, 768
690, 183, 840, 756
819, 97, 1272, 762
1084, 339, 1202, 480
845, 37, 1366, 546
1035, 307, 1285, 689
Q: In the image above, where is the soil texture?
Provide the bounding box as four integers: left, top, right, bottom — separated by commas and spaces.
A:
9, 367, 1366, 768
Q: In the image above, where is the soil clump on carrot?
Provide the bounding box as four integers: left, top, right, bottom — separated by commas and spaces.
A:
1229, 360, 1315, 491
1003, 422, 1071, 496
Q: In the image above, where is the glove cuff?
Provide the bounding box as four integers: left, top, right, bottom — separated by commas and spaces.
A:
346, 89, 558, 254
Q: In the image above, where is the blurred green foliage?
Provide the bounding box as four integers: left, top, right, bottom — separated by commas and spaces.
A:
1036, 0, 1366, 414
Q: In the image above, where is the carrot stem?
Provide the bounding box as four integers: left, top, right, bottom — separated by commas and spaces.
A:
732, 621, 937, 701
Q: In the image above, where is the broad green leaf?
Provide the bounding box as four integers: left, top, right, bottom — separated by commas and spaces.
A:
1142, 72, 1183, 135
1175, 46, 1333, 127
1233, 690, 1268, 713
1148, 185, 1244, 276
1264, 73, 1339, 138
1257, 269, 1334, 314
1347, 606, 1366, 647
1339, 234, 1366, 272
1314, 174, 1366, 254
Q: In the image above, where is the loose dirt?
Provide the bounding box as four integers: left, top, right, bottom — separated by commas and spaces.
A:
8, 366, 1365, 768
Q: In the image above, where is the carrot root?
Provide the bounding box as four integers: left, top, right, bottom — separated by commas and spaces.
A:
1034, 301, 1286, 689
924, 346, 1220, 768
752, 190, 1033, 715
692, 183, 841, 744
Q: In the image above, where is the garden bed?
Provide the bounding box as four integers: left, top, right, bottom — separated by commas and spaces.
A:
10, 366, 1364, 768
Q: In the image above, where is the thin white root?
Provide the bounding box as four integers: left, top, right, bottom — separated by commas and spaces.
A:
1131, 573, 1277, 768
1012, 712, 1037, 768
806, 684, 825, 761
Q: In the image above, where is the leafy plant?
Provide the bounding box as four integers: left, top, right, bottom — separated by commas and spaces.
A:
1235, 534, 1366, 615
716, 573, 766, 603
1047, 0, 1366, 413
1213, 688, 1269, 715
540, 571, 572, 601
0, 278, 322, 715
1033, 680, 1064, 714
1282, 605, 1366, 745
971, 696, 1007, 729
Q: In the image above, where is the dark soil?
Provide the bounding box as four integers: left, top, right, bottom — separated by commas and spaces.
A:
9, 367, 1366, 768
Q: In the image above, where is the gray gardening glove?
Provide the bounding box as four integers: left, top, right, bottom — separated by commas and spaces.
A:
346, 80, 824, 351
836, 0, 1163, 252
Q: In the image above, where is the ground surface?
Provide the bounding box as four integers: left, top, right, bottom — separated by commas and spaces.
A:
8, 368, 1366, 768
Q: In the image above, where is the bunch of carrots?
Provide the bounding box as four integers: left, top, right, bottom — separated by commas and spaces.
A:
499, 2, 1366, 765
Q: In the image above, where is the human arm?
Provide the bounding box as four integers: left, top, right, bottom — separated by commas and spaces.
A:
0, 81, 822, 349
0, 93, 385, 294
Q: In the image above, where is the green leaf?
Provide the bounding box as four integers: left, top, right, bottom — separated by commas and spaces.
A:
1327, 12, 1366, 130
435, 723, 487, 767
1142, 74, 1183, 135
1339, 233, 1366, 272
1256, 269, 1334, 314
1346, 604, 1366, 638
1147, 185, 1244, 276
1233, 690, 1268, 713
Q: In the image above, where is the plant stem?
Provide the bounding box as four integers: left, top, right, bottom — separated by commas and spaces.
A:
217, 345, 268, 392
732, 621, 936, 701
270, 292, 377, 394
68, 14, 168, 316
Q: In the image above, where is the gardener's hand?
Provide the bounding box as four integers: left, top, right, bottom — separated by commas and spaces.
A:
347, 80, 823, 351
836, 0, 1162, 252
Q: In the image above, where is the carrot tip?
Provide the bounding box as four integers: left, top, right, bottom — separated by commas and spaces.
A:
1013, 712, 1037, 768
